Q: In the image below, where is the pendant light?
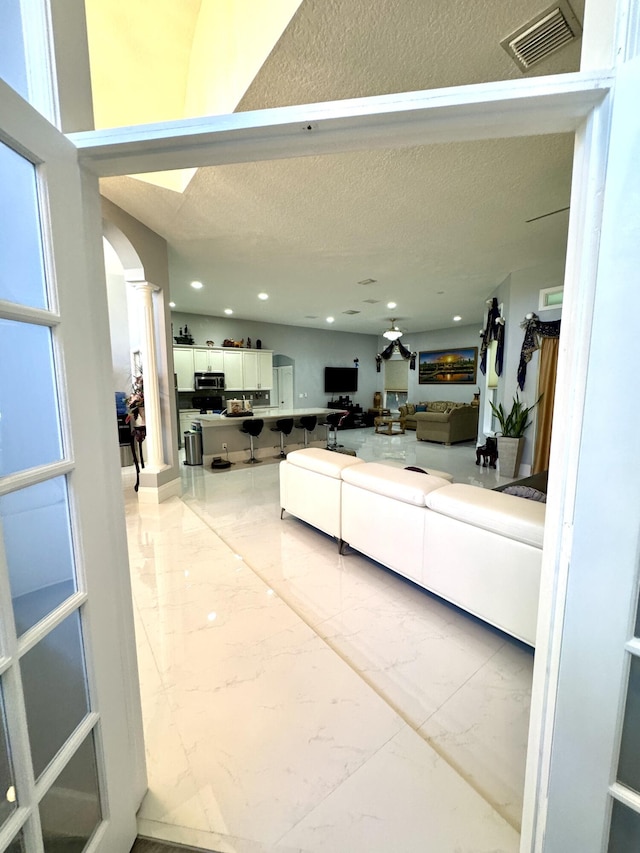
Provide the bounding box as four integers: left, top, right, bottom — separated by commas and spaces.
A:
382, 319, 403, 341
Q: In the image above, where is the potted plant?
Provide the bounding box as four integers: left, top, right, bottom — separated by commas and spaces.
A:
490, 393, 540, 478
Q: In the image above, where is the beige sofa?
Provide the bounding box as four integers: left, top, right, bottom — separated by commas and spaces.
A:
399, 401, 479, 445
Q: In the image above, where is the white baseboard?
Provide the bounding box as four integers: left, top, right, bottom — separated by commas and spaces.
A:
137, 477, 182, 503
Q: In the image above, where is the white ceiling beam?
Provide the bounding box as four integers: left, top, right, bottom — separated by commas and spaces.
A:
69, 71, 612, 177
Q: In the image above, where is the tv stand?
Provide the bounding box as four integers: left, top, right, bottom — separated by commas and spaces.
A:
327, 399, 365, 429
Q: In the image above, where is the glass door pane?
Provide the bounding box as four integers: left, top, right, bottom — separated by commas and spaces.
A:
616, 655, 640, 793
0, 139, 48, 309
0, 320, 63, 477
20, 611, 90, 779
0, 682, 17, 828
609, 800, 640, 852
40, 731, 101, 852
0, 2, 27, 100
1, 477, 77, 636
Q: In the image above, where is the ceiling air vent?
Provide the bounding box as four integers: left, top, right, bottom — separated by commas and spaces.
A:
501, 1, 582, 71
342, 309, 360, 315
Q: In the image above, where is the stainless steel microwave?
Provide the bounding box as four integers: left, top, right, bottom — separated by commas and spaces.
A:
194, 372, 225, 390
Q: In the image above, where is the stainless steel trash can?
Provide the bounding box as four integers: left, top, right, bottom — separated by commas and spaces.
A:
184, 431, 203, 466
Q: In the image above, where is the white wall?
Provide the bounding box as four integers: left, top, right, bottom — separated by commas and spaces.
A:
487, 260, 564, 469
104, 239, 132, 394
102, 198, 179, 488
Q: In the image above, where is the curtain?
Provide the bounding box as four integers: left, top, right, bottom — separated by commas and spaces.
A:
384, 358, 408, 390
532, 336, 559, 474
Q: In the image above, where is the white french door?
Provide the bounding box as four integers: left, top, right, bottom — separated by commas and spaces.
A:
0, 74, 143, 853
527, 51, 640, 852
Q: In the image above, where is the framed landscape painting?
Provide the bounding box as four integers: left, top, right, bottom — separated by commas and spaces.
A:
418, 347, 478, 384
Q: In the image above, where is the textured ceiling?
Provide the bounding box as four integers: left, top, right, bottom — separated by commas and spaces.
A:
97, 0, 584, 335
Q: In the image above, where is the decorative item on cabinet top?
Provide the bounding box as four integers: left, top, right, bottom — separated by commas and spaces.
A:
174, 324, 194, 345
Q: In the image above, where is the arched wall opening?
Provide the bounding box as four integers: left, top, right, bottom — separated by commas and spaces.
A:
101, 215, 181, 499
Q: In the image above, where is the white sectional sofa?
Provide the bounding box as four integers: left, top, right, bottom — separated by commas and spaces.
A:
278, 447, 364, 542
280, 449, 545, 646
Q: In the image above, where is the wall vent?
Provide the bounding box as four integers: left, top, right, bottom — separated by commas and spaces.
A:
501, 1, 582, 71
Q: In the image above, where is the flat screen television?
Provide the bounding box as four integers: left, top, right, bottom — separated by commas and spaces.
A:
324, 366, 358, 394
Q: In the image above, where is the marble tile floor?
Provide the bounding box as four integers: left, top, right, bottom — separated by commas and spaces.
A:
124, 429, 534, 852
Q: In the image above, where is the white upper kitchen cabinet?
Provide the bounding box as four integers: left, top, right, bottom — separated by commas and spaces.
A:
257, 351, 273, 390
174, 347, 195, 391
175, 347, 273, 391
194, 348, 224, 373
242, 351, 259, 389
240, 351, 273, 390
222, 349, 244, 390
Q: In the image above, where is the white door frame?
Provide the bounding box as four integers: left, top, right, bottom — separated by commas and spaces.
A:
51, 0, 638, 849
68, 72, 613, 849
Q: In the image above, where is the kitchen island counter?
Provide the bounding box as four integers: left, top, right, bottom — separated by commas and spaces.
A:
194, 407, 337, 463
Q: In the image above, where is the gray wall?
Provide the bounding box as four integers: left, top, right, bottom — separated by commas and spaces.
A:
392, 324, 483, 406
172, 312, 380, 409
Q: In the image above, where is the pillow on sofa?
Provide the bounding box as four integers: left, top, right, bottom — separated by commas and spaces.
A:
415, 404, 427, 412
405, 404, 416, 415
502, 485, 547, 503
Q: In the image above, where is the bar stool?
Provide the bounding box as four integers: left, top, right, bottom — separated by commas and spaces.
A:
323, 411, 347, 450
270, 417, 294, 458
239, 418, 264, 464
294, 415, 317, 447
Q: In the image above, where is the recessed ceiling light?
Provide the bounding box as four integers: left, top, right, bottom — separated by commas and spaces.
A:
453, 315, 462, 322
169, 301, 176, 308
326, 316, 335, 324
258, 292, 269, 300
224, 308, 233, 315
387, 302, 397, 309
190, 280, 203, 290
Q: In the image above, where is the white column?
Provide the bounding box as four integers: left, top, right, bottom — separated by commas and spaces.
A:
132, 281, 164, 470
